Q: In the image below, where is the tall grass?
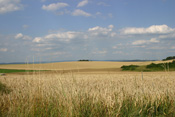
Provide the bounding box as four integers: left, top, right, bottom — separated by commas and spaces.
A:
0, 72, 175, 116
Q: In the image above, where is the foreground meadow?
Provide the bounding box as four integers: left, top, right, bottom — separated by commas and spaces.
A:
0, 71, 175, 116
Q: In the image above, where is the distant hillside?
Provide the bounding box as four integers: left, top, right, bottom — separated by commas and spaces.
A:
121, 60, 175, 72
163, 56, 175, 61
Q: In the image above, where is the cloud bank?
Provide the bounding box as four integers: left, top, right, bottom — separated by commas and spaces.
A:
121, 25, 174, 34
42, 2, 69, 11
72, 9, 91, 17
77, 0, 88, 7
0, 0, 23, 14
1, 24, 175, 62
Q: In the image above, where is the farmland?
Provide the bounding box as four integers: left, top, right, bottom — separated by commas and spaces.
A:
0, 61, 175, 116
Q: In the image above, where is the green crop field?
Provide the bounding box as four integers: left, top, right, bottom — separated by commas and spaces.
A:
0, 69, 43, 73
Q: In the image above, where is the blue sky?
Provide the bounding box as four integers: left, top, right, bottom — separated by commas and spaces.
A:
0, 0, 175, 62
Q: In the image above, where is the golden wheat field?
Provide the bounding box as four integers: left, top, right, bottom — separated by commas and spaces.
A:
0, 61, 175, 116
0, 60, 173, 70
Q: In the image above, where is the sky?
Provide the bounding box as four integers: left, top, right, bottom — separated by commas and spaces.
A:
0, 0, 175, 63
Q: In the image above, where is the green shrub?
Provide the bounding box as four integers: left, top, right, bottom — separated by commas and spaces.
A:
163, 56, 175, 61
121, 65, 139, 71
146, 63, 164, 70
121, 60, 175, 71
78, 59, 89, 61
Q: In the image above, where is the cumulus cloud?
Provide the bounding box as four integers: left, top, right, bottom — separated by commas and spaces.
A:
32, 31, 81, 44
158, 32, 175, 39
0, 48, 8, 52
121, 25, 175, 35
15, 33, 23, 39
132, 40, 148, 45
45, 31, 78, 42
150, 38, 160, 43
42, 2, 69, 11
88, 25, 116, 37
15, 33, 32, 40
88, 25, 114, 32
32, 25, 116, 46
132, 38, 159, 45
0, 0, 23, 14
33, 37, 42, 43
72, 9, 91, 17
77, 0, 88, 7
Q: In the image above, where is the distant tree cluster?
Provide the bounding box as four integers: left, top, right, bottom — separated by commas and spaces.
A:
121, 60, 175, 71
78, 59, 89, 62
146, 60, 175, 70
163, 56, 175, 61
121, 65, 139, 71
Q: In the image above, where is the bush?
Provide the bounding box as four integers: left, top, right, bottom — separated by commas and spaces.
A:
121, 65, 139, 71
146, 63, 163, 69
146, 61, 175, 71
78, 60, 89, 62
121, 60, 175, 71
163, 56, 175, 61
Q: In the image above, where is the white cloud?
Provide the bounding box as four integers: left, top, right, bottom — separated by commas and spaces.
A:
15, 33, 32, 40
0, 48, 8, 52
33, 37, 42, 43
88, 25, 114, 32
77, 0, 88, 7
45, 31, 78, 42
33, 31, 81, 43
122, 25, 175, 35
15, 33, 23, 39
72, 9, 91, 17
132, 38, 160, 45
88, 25, 115, 37
32, 25, 116, 46
42, 2, 69, 11
150, 38, 159, 43
132, 40, 148, 45
158, 32, 175, 39
0, 0, 23, 14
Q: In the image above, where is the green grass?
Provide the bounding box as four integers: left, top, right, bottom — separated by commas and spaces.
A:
0, 69, 44, 73
1, 93, 174, 116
